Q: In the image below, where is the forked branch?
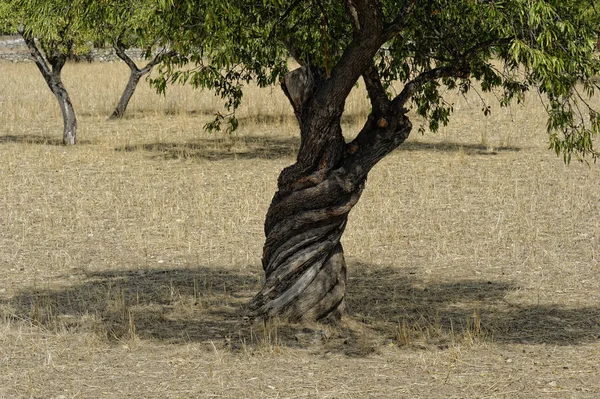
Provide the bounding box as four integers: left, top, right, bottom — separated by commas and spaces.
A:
114, 40, 172, 75
313, 0, 385, 110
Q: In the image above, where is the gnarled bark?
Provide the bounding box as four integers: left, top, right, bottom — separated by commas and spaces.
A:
249, 59, 413, 321
249, 109, 413, 322
248, 0, 416, 322
249, 167, 364, 322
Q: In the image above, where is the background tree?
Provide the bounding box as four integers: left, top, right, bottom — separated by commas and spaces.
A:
86, 0, 174, 120
158, 0, 600, 322
0, 0, 92, 145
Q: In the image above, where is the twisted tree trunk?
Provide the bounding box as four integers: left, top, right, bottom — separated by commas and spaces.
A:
249, 164, 365, 321
249, 0, 421, 322
249, 65, 413, 322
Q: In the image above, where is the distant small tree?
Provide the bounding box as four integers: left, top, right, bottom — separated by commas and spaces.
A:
157, 0, 600, 322
86, 0, 173, 120
109, 40, 170, 120
0, 0, 92, 145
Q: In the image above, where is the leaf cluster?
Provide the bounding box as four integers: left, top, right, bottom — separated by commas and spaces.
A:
83, 0, 171, 53
1, 0, 95, 58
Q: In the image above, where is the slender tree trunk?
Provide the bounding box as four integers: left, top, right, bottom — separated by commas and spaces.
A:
109, 43, 166, 120
109, 68, 142, 120
53, 77, 77, 145
19, 30, 77, 145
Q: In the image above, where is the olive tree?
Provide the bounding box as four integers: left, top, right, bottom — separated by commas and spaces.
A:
158, 0, 600, 322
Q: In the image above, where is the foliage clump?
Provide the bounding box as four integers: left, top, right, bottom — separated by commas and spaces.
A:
154, 0, 600, 161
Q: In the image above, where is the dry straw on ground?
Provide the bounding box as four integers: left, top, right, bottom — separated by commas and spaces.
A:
1, 59, 600, 398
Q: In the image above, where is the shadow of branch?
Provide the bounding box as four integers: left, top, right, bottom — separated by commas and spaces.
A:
345, 266, 600, 348
115, 136, 300, 161
0, 135, 93, 146
114, 136, 520, 162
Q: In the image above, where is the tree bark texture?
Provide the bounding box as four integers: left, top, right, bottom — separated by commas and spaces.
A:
109, 44, 166, 120
20, 32, 77, 145
249, 63, 414, 322
109, 68, 143, 120
248, 0, 418, 322
249, 165, 365, 322
55, 82, 77, 145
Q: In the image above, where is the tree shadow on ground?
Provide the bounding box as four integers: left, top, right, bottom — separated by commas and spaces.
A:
115, 136, 520, 162
1, 267, 258, 344
115, 136, 301, 161
2, 263, 596, 355
400, 140, 521, 155
345, 266, 600, 349
0, 135, 93, 145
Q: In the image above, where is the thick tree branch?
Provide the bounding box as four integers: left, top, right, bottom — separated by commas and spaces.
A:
344, 112, 412, 186
282, 0, 387, 114
312, 0, 385, 111
114, 41, 140, 73
343, 37, 514, 179
362, 63, 391, 114
276, 0, 387, 189
392, 65, 469, 110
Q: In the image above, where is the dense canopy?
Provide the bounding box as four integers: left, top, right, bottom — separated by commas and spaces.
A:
157, 0, 600, 161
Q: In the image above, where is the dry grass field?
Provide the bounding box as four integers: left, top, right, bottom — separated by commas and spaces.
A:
1, 58, 600, 398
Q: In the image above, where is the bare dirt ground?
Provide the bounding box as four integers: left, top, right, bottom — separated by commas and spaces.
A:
0, 60, 599, 398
